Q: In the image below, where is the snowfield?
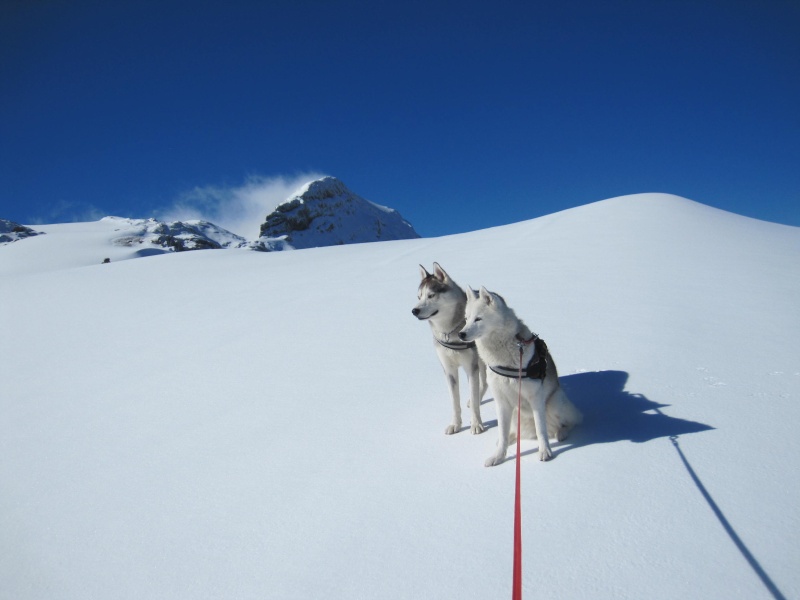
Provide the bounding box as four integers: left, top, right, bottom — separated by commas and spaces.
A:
1, 193, 798, 599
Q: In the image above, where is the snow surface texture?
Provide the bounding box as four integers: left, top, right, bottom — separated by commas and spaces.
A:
259, 176, 420, 248
1, 194, 798, 599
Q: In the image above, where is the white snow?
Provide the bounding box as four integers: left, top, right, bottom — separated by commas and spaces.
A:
1, 193, 798, 599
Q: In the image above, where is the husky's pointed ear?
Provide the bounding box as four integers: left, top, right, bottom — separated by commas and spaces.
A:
419, 264, 431, 281
432, 262, 449, 282
467, 286, 478, 300
479, 286, 493, 305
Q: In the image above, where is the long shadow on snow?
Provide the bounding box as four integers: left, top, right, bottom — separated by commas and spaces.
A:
467, 370, 712, 440
548, 371, 786, 599
557, 370, 713, 449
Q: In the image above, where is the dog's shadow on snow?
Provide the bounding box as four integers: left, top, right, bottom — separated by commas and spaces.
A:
551, 373, 787, 600
554, 370, 713, 452
469, 370, 712, 447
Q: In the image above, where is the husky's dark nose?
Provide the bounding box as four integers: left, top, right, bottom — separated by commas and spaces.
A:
458, 331, 467, 340
411, 308, 420, 317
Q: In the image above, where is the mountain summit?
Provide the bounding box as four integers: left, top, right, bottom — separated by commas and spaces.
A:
259, 176, 419, 249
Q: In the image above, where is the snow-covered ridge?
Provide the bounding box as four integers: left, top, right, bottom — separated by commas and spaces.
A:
259, 176, 420, 249
102, 216, 250, 251
1, 177, 418, 263
288, 176, 351, 202
0, 219, 43, 244
0, 216, 286, 275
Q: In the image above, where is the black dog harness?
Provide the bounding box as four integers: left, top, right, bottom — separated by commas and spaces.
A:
489, 334, 548, 380
436, 336, 476, 351
434, 321, 475, 351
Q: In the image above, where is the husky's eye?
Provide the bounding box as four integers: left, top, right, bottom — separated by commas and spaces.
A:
474, 317, 482, 322
427, 293, 435, 299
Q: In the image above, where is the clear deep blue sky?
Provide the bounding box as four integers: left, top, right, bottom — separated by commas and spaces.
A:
1, 0, 798, 237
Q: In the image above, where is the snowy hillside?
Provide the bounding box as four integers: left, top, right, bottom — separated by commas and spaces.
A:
1, 194, 798, 600
0, 217, 283, 277
259, 176, 420, 248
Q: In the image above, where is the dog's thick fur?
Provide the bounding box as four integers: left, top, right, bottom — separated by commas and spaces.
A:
413, 263, 487, 435
460, 287, 582, 465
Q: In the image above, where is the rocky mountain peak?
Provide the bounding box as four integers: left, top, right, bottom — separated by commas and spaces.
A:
0, 219, 43, 244
258, 177, 419, 249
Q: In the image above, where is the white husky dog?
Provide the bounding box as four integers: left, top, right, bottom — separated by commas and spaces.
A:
459, 287, 582, 465
413, 263, 487, 435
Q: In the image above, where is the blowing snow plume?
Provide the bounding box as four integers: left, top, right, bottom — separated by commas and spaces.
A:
159, 173, 326, 240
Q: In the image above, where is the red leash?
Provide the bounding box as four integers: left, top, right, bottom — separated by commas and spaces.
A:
512, 342, 525, 600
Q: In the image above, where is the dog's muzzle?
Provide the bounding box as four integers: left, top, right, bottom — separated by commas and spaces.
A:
412, 308, 437, 320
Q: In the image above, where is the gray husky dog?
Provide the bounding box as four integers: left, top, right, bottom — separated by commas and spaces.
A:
459, 286, 582, 465
413, 263, 487, 435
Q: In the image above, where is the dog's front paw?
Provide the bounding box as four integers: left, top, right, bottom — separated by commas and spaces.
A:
470, 421, 486, 435
485, 454, 506, 467
538, 445, 553, 461
445, 421, 462, 435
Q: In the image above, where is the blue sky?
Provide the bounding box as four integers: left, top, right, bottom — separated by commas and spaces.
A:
1, 0, 798, 237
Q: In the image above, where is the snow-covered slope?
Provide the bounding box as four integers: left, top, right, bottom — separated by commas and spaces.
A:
1, 194, 798, 600
259, 176, 420, 248
0, 217, 262, 276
